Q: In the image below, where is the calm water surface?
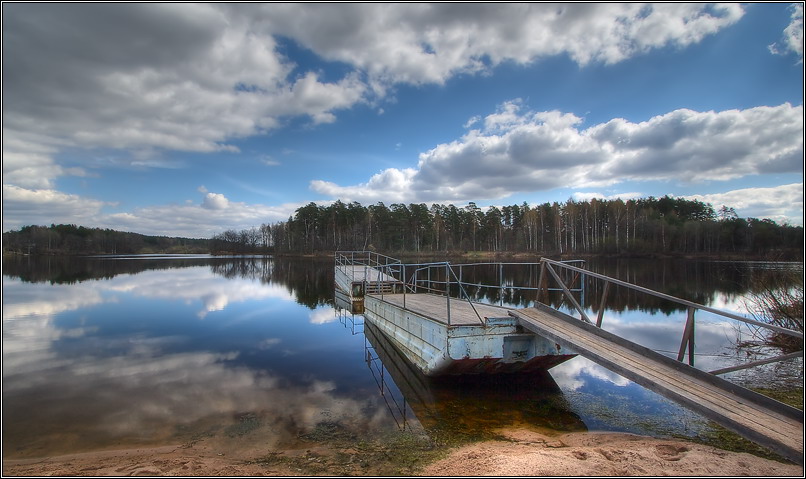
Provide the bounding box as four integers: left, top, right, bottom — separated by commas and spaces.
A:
2, 255, 802, 459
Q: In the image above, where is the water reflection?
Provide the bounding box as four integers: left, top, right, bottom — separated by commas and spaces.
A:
2, 261, 391, 459
361, 318, 587, 438
2, 255, 801, 461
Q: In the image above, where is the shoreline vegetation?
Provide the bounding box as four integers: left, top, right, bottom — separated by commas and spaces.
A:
3, 196, 803, 261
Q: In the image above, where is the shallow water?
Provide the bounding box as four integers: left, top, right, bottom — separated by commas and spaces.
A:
2, 255, 801, 459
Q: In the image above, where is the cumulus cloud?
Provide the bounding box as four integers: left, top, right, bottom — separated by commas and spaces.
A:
1, 185, 302, 238
2, 4, 743, 181
312, 102, 803, 205
252, 3, 743, 87
2, 185, 110, 231
572, 191, 644, 202
202, 192, 230, 210
2, 3, 367, 191
769, 3, 804, 61
102, 197, 302, 238
684, 183, 804, 226
1, 3, 770, 235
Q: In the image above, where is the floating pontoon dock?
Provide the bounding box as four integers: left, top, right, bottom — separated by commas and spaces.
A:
333, 251, 804, 464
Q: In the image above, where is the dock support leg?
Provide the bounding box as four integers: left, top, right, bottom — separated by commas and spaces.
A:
677, 307, 696, 366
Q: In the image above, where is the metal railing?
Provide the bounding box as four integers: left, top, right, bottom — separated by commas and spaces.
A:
335, 250, 402, 281
336, 251, 803, 374
537, 258, 804, 373
337, 251, 584, 326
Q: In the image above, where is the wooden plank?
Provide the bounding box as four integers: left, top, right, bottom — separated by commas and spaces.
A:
511, 307, 803, 464
344, 265, 400, 284
515, 308, 800, 430
369, 293, 512, 326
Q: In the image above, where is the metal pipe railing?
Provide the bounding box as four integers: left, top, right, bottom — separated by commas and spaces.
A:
337, 251, 802, 375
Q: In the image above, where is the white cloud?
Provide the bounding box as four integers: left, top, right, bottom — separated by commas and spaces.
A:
572, 191, 644, 202
202, 192, 230, 210
684, 183, 804, 226
3, 3, 745, 177
311, 168, 418, 204
769, 3, 804, 61
103, 198, 302, 238
2, 3, 367, 179
309, 307, 337, 325
2, 3, 777, 236
254, 3, 743, 88
259, 155, 280, 166
2, 185, 110, 231
312, 102, 803, 210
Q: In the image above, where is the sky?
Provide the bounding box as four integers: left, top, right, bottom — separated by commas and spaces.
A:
2, 2, 804, 238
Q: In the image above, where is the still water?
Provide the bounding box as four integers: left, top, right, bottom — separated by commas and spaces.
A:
2, 255, 802, 459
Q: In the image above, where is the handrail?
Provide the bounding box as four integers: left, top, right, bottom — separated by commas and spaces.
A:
537, 257, 803, 370
336, 251, 803, 377
539, 258, 803, 339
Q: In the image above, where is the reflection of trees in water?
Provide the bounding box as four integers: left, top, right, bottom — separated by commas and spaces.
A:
3, 255, 333, 311
209, 257, 333, 309
2, 255, 215, 284
6, 255, 799, 314
442, 259, 802, 315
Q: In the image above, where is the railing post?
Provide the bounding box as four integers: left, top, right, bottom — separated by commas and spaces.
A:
677, 307, 695, 366
402, 263, 406, 309
536, 261, 547, 304
446, 263, 451, 325
596, 281, 610, 328
499, 263, 504, 306
545, 263, 592, 323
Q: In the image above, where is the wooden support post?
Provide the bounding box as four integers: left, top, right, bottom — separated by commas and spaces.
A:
596, 281, 610, 328
545, 263, 592, 324
536, 262, 547, 304
500, 263, 504, 306
677, 307, 695, 366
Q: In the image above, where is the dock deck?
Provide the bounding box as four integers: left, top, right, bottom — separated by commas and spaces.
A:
511, 304, 804, 464
340, 264, 400, 285
335, 251, 804, 463
368, 293, 512, 325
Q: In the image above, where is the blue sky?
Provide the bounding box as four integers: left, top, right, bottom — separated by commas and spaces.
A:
3, 3, 803, 238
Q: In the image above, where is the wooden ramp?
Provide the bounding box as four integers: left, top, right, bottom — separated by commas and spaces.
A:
510, 303, 804, 464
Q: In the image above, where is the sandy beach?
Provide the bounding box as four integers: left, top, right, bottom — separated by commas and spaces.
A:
4, 428, 802, 477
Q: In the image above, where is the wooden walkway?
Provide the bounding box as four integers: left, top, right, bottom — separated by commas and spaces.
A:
369, 293, 512, 326
510, 303, 804, 464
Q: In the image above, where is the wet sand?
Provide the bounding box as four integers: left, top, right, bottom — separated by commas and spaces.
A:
4, 428, 802, 477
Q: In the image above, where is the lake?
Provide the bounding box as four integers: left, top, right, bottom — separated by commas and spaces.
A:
2, 254, 802, 460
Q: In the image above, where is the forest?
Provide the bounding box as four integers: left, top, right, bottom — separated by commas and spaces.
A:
3, 196, 801, 259
210, 196, 803, 259
2, 224, 209, 255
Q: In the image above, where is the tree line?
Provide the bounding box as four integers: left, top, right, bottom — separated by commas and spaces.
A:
2, 224, 209, 255
210, 196, 803, 259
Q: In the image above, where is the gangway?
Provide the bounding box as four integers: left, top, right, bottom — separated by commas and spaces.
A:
334, 251, 804, 463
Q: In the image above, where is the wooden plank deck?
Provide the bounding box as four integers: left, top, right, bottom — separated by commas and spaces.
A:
367, 293, 513, 326
341, 265, 401, 284
511, 304, 804, 464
